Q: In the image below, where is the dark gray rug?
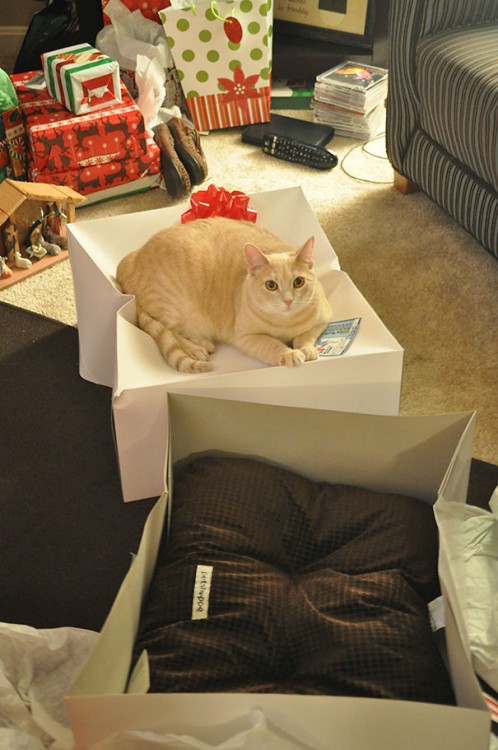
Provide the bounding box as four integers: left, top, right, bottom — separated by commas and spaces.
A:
0, 302, 155, 631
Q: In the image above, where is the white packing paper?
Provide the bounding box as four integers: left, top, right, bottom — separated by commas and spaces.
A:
96, 0, 183, 130
96, 0, 172, 72
435, 481, 498, 697
0, 622, 98, 750
135, 54, 169, 133
463, 495, 498, 678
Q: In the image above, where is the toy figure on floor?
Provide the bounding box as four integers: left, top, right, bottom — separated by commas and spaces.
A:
43, 202, 68, 249
2, 219, 31, 270
0, 255, 12, 279
25, 210, 63, 259
116, 217, 332, 373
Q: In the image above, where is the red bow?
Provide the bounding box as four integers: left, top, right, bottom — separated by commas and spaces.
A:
181, 184, 257, 223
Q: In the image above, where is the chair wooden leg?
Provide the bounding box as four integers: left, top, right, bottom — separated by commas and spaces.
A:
393, 170, 418, 194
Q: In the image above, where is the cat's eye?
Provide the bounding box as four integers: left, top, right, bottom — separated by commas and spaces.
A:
293, 277, 305, 288
265, 280, 278, 291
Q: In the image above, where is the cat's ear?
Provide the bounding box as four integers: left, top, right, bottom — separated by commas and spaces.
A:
296, 237, 315, 268
244, 243, 269, 275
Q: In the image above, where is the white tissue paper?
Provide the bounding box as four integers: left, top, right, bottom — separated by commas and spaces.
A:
463, 487, 498, 681
96, 0, 183, 128
134, 54, 167, 132
435, 483, 498, 750
0, 623, 310, 750
0, 622, 97, 750
96, 0, 173, 73
135, 55, 183, 133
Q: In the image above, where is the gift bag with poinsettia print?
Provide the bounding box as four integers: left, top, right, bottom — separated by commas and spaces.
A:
159, 0, 272, 131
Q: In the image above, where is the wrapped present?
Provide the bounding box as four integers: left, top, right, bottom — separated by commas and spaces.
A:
0, 68, 28, 182
41, 44, 122, 115
12, 73, 149, 177
11, 72, 161, 201
0, 107, 28, 182
102, 0, 171, 24
27, 137, 161, 197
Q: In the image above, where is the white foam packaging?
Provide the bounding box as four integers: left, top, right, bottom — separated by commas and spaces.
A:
65, 394, 492, 750
68, 186, 403, 501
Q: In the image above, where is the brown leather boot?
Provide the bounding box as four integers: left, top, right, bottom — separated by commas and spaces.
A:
168, 116, 208, 186
154, 122, 191, 198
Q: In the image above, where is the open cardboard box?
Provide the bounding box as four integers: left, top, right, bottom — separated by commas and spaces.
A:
65, 395, 491, 749
68, 187, 403, 501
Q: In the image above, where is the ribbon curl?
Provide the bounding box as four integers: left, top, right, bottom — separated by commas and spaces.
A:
181, 184, 257, 223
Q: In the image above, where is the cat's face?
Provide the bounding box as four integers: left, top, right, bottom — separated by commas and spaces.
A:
244, 238, 317, 315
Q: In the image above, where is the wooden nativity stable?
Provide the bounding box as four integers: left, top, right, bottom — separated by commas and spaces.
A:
0, 179, 86, 290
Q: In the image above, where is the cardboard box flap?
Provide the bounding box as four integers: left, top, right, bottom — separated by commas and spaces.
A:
112, 349, 404, 504
66, 692, 489, 750
167, 396, 474, 502
70, 491, 168, 697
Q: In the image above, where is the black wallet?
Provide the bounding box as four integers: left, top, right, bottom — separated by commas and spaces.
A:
241, 114, 334, 148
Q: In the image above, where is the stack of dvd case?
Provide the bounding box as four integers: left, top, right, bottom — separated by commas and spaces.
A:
312, 61, 388, 139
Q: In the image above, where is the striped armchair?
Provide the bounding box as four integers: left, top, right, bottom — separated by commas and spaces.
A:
386, 1, 498, 258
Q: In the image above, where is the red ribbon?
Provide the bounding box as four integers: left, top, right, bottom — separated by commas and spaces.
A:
181, 184, 257, 224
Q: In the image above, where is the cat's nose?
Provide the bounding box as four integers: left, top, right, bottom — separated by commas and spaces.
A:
284, 297, 293, 308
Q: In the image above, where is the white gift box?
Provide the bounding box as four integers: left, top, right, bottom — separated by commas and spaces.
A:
65, 395, 492, 750
68, 186, 403, 501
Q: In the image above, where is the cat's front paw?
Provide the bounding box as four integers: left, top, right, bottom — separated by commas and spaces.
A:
184, 360, 214, 373
300, 345, 318, 362
279, 349, 306, 367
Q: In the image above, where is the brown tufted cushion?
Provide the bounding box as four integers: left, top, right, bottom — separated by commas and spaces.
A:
133, 455, 455, 704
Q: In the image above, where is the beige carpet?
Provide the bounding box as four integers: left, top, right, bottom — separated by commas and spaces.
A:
2, 116, 497, 467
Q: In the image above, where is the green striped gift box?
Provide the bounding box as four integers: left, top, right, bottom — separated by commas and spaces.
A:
42, 44, 122, 116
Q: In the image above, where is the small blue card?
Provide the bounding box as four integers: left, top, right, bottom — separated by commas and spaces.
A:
316, 317, 361, 357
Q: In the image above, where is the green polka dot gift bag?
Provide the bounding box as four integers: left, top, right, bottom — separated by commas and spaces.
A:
159, 0, 273, 131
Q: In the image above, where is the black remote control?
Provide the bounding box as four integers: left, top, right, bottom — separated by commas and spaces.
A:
262, 133, 338, 170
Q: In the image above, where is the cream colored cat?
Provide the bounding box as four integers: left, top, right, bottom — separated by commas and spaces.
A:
116, 216, 332, 373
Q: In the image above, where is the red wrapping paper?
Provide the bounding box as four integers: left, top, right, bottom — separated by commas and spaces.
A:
12, 72, 148, 176
181, 185, 257, 224
27, 137, 161, 196
101, 0, 171, 24
0, 106, 28, 180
